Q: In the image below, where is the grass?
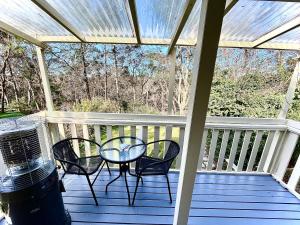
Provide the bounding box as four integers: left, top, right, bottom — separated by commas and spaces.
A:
78, 125, 181, 168
0, 111, 23, 119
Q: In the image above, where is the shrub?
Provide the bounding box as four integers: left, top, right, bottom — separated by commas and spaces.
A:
72, 97, 121, 113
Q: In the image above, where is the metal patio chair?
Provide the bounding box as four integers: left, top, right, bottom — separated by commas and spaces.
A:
132, 140, 180, 205
52, 137, 111, 206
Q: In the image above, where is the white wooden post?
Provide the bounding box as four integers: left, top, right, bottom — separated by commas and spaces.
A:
173, 1, 225, 225
264, 60, 300, 172
167, 48, 176, 114
278, 60, 300, 119
272, 132, 298, 179
288, 153, 300, 190
36, 47, 54, 111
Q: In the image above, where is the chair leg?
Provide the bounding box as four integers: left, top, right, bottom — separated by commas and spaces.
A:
128, 163, 143, 184
166, 175, 172, 203
92, 163, 104, 186
106, 161, 111, 175
132, 176, 141, 205
86, 175, 99, 206
61, 171, 66, 179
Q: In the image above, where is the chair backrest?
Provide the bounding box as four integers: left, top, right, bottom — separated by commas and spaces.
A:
52, 139, 78, 163
163, 140, 180, 171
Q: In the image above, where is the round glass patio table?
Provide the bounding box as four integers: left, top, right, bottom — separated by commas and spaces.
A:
99, 136, 146, 205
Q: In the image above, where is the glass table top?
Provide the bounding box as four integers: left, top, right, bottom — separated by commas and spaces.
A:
99, 136, 146, 163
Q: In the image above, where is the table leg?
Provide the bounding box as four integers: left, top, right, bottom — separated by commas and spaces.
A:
124, 169, 131, 205
105, 165, 122, 193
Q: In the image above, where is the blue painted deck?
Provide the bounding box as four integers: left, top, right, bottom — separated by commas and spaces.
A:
62, 170, 300, 225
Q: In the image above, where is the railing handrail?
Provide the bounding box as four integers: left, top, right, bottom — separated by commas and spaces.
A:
44, 111, 287, 130
286, 119, 300, 135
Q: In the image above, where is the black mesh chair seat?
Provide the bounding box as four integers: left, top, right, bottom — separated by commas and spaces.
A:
132, 140, 180, 205
52, 137, 111, 206
135, 156, 166, 175
67, 156, 103, 175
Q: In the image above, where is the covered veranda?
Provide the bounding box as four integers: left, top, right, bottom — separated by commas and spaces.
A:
1, 0, 300, 225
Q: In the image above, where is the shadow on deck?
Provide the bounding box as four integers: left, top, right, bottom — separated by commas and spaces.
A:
62, 170, 300, 225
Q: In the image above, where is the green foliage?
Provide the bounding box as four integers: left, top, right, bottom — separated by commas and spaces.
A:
72, 97, 121, 113
208, 73, 285, 118
208, 74, 243, 117
7, 97, 33, 114
127, 103, 159, 114
288, 84, 300, 121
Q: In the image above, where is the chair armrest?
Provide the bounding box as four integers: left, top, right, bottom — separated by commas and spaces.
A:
139, 155, 161, 162
79, 155, 102, 159
71, 138, 102, 157
67, 137, 101, 147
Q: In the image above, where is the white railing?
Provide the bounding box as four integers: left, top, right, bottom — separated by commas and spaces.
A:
42, 111, 289, 174
270, 119, 300, 197
45, 111, 186, 169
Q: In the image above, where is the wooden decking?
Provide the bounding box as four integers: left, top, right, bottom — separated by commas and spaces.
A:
62, 170, 300, 225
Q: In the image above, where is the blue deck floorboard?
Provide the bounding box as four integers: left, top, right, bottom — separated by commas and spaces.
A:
62, 170, 300, 225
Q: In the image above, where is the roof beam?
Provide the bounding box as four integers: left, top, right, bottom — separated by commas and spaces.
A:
167, 0, 238, 54
252, 16, 300, 48
31, 0, 85, 42
224, 0, 238, 15
0, 20, 45, 48
219, 40, 300, 51
167, 0, 197, 55
35, 35, 300, 50
128, 0, 141, 44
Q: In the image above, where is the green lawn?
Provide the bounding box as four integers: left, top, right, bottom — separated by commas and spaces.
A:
0, 112, 23, 119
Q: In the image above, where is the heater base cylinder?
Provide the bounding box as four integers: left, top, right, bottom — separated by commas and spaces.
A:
0, 168, 70, 225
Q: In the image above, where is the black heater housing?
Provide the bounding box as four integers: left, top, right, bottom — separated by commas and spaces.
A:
0, 119, 71, 225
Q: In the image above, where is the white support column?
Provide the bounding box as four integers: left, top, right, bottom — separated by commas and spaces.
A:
272, 132, 299, 179
278, 60, 300, 119
167, 48, 176, 114
264, 60, 300, 172
173, 1, 225, 225
36, 47, 54, 111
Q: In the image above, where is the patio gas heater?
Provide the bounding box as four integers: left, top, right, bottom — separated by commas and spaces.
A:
0, 118, 71, 225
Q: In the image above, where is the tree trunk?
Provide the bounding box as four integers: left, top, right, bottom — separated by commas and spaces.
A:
0, 50, 9, 113
1, 79, 6, 113
243, 49, 249, 75
104, 45, 108, 101
81, 43, 92, 100
8, 62, 19, 102
112, 45, 119, 100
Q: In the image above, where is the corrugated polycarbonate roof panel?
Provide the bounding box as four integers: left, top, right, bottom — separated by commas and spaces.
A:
135, 0, 187, 42
221, 0, 300, 42
179, 0, 201, 44
1, 0, 300, 50
0, 0, 70, 37
180, 0, 300, 46
45, 0, 134, 38
269, 26, 300, 45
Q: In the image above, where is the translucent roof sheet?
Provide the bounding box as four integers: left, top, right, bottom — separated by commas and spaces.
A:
269, 26, 300, 44
0, 0, 70, 37
179, 0, 201, 43
135, 0, 186, 41
221, 1, 300, 42
0, 0, 300, 50
45, 0, 134, 38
